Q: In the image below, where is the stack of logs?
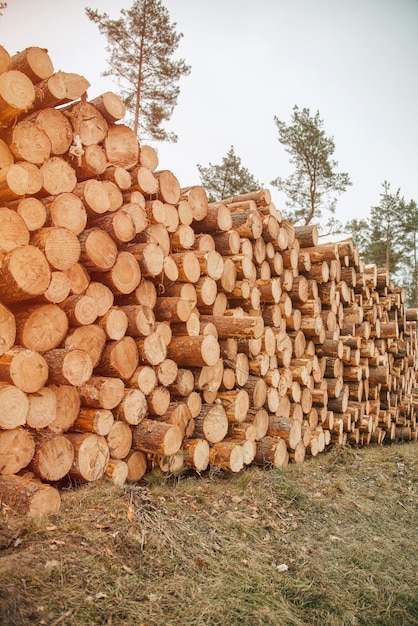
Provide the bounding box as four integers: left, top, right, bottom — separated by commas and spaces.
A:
0, 45, 417, 516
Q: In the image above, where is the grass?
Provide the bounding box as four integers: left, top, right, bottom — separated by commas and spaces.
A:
0, 441, 417, 626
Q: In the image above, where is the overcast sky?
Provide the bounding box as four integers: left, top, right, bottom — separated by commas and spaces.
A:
2, 0, 417, 224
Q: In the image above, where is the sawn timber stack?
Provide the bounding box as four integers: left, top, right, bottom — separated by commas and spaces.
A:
0, 44, 417, 516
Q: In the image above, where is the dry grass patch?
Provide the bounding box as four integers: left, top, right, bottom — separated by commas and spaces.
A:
0, 441, 417, 625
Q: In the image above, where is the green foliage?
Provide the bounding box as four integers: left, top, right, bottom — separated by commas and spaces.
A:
85, 0, 191, 142
271, 105, 351, 228
345, 183, 418, 307
197, 146, 263, 202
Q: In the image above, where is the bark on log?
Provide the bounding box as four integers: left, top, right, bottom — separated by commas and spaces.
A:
30, 432, 74, 481
0, 474, 61, 516
65, 432, 110, 482
131, 419, 183, 456
0, 70, 35, 126
0, 348, 48, 393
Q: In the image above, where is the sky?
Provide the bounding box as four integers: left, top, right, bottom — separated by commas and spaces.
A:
1, 0, 417, 225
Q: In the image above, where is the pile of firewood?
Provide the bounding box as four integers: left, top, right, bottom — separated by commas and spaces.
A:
0, 45, 416, 516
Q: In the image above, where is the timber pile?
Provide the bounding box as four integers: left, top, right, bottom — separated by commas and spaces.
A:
0, 45, 417, 516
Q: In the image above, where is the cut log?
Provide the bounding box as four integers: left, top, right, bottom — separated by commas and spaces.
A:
254, 436, 289, 467
0, 348, 48, 393
113, 388, 148, 425
33, 71, 90, 110
77, 376, 125, 410
166, 334, 220, 367
131, 419, 183, 456
14, 303, 68, 353
40, 157, 77, 195
124, 449, 148, 482
78, 228, 118, 272
60, 294, 98, 326
28, 107, 73, 155
0, 162, 43, 202
0, 70, 35, 126
64, 324, 106, 368
104, 123, 139, 169
0, 474, 61, 516
133, 329, 166, 366
182, 438, 210, 472
106, 420, 132, 460
72, 408, 114, 436
97, 306, 128, 340
209, 440, 244, 472
26, 386, 56, 429
0, 208, 29, 254
11, 46, 54, 83
104, 458, 128, 486
95, 336, 139, 380
95, 250, 141, 295
192, 402, 229, 443
30, 226, 81, 271
0, 427, 35, 474
0, 302, 16, 357
199, 314, 264, 339
85, 282, 114, 317
4, 120, 51, 164
65, 432, 110, 482
180, 186, 208, 221
47, 384, 80, 433
129, 365, 157, 395
0, 245, 50, 303
30, 432, 74, 481
0, 382, 29, 429
42, 348, 93, 386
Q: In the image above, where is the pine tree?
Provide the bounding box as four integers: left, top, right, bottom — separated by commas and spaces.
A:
271, 105, 351, 228
197, 146, 263, 202
86, 0, 191, 142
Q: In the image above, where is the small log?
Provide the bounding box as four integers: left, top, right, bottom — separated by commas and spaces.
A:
64, 324, 106, 368
42, 348, 93, 386
0, 382, 29, 429
166, 335, 220, 367
47, 384, 80, 433
11, 46, 54, 83
136, 331, 167, 366
0, 245, 51, 303
65, 432, 110, 482
40, 157, 77, 196
78, 228, 118, 273
0, 427, 35, 474
104, 123, 139, 169
254, 436, 289, 468
104, 458, 128, 486
113, 388, 148, 425
0, 474, 61, 516
30, 226, 81, 271
77, 376, 125, 410
72, 408, 114, 436
209, 440, 244, 472
26, 386, 56, 429
124, 449, 148, 482
131, 419, 183, 456
97, 306, 128, 340
106, 421, 132, 459
0, 70, 35, 126
0, 348, 48, 393
95, 336, 139, 380
30, 432, 74, 481
192, 402, 229, 443
182, 438, 210, 472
